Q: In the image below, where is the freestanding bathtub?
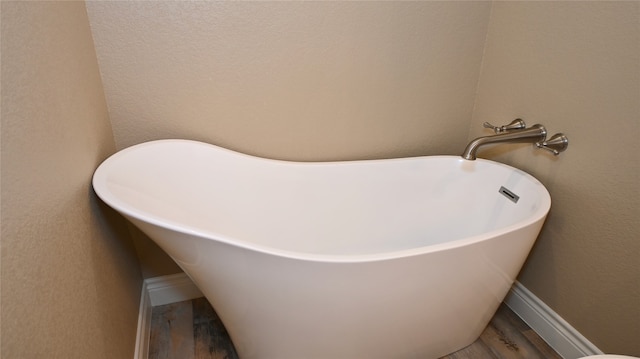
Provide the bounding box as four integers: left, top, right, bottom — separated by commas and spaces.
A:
92, 139, 551, 359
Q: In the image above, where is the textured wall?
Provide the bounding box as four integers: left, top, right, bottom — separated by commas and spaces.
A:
73, 0, 639, 355
470, 2, 639, 355
86, 1, 491, 160
85, 1, 493, 278
1, 2, 142, 357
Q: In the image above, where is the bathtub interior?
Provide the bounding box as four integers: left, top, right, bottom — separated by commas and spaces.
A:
93, 140, 550, 258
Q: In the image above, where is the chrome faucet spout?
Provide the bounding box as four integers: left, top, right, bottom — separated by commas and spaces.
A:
461, 124, 547, 160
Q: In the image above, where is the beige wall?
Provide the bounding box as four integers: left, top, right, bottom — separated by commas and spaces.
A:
1, 2, 142, 357
86, 1, 491, 159
85, 1, 493, 279
471, 2, 639, 355
13, 0, 630, 356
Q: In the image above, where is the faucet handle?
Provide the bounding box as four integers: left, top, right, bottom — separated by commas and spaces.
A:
483, 119, 527, 133
536, 133, 569, 155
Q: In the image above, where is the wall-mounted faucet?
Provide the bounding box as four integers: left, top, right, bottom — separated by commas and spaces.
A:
482, 118, 526, 133
461, 119, 568, 160
536, 133, 570, 155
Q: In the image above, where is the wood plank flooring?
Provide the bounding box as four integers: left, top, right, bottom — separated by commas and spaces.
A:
150, 297, 238, 359
149, 298, 562, 359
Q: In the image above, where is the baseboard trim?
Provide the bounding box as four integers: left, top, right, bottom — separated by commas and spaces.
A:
134, 275, 603, 359
505, 281, 603, 359
134, 273, 204, 359
145, 272, 204, 306
133, 279, 152, 359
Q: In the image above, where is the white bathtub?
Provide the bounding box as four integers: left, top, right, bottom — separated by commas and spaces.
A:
93, 139, 551, 359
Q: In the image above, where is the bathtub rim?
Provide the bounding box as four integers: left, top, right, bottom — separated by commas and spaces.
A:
92, 139, 551, 264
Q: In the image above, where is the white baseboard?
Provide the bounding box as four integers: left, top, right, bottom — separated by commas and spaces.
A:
134, 273, 204, 359
505, 281, 604, 359
133, 275, 603, 359
133, 279, 152, 359
145, 272, 204, 306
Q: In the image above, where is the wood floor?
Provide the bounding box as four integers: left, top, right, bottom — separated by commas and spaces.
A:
149, 297, 562, 359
